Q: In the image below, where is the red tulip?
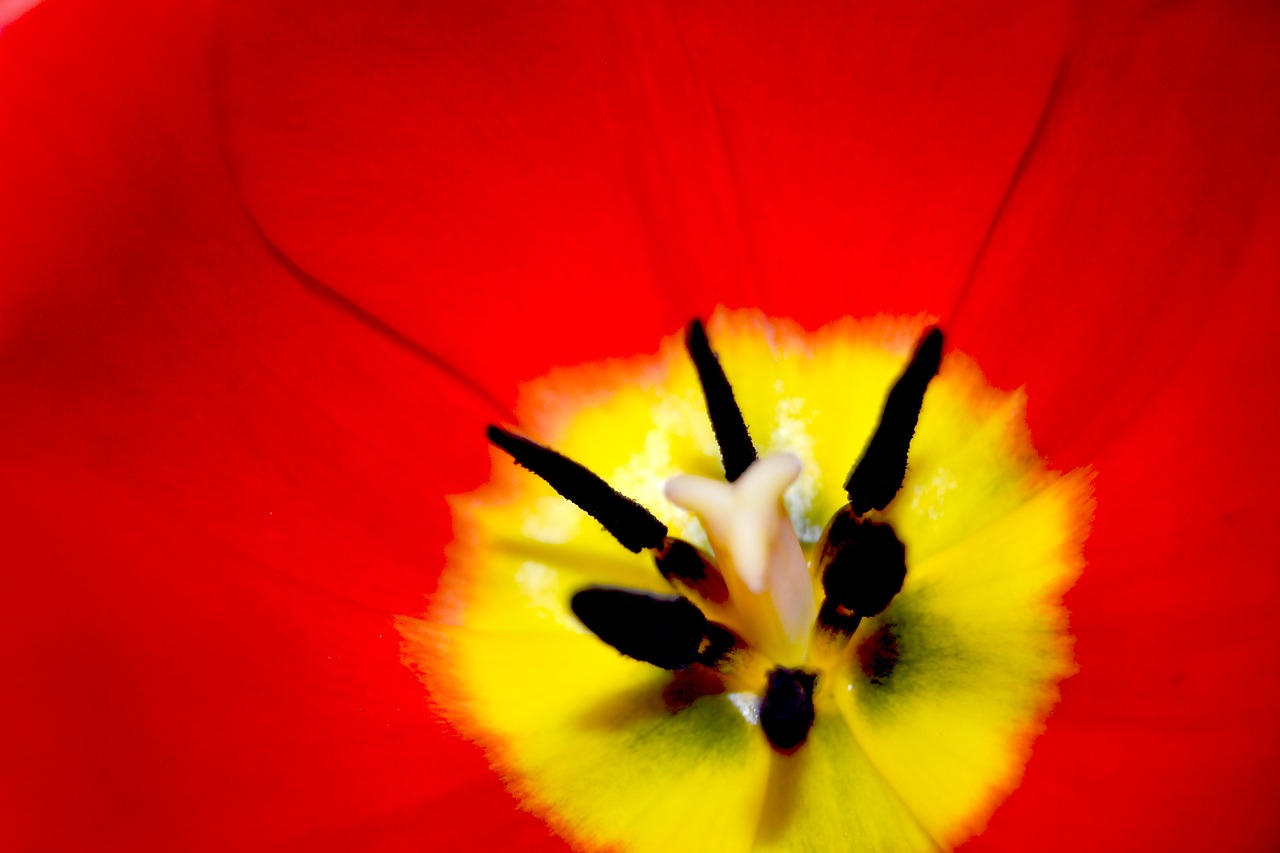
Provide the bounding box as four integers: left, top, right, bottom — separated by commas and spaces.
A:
1, 0, 1278, 850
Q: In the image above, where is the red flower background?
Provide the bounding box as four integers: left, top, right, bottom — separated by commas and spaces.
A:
2, 0, 1278, 849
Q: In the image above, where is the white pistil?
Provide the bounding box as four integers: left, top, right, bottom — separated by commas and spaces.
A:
665, 453, 818, 665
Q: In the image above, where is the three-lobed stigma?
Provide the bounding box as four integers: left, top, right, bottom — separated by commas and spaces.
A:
487, 319, 940, 751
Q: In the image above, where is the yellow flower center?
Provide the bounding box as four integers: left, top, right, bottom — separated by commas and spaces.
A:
402, 309, 1093, 852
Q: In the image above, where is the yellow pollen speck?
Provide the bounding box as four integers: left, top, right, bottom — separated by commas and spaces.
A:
520, 496, 582, 544
513, 561, 582, 632
910, 468, 959, 522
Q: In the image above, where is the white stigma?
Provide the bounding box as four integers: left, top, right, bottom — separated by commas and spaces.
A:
665, 453, 817, 664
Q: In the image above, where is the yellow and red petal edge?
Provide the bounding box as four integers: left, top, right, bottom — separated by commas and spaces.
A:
401, 310, 1093, 851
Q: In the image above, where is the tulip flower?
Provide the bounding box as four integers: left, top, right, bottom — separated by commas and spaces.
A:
2, 0, 1279, 850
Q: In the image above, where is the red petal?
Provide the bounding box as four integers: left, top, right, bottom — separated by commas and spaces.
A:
941, 5, 1280, 848
972, 197, 1280, 851
946, 1, 1280, 467
0, 1, 561, 848
217, 0, 1071, 396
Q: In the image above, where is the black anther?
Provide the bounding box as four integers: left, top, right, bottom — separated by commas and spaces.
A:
844, 327, 943, 515
487, 426, 667, 553
570, 587, 718, 671
819, 505, 907, 621
760, 667, 817, 752
686, 319, 758, 482
654, 537, 730, 604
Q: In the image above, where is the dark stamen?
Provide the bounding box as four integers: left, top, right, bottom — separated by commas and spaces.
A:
654, 537, 730, 604
844, 327, 943, 515
487, 426, 667, 553
857, 623, 900, 686
686, 319, 758, 482
570, 587, 726, 671
760, 667, 817, 752
697, 622, 742, 668
816, 599, 862, 639
819, 505, 907, 622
